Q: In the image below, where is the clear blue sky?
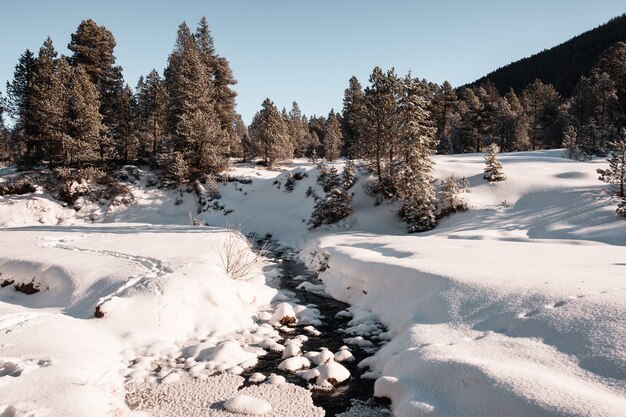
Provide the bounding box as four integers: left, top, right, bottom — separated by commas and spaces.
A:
1, 1, 625, 124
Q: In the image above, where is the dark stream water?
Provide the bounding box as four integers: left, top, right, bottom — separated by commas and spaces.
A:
244, 240, 389, 416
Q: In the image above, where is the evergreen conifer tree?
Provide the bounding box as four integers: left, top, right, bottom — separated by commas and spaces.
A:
484, 143, 506, 181
248, 98, 292, 166
65, 65, 103, 166
439, 175, 469, 217
562, 125, 580, 160
166, 22, 225, 174
597, 129, 626, 197
324, 111, 342, 161
342, 76, 366, 158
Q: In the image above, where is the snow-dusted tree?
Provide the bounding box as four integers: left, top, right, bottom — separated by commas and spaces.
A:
324, 111, 342, 161
395, 74, 438, 232
483, 143, 506, 182
562, 125, 580, 160
461, 175, 469, 192
248, 98, 293, 166
342, 159, 357, 190
597, 130, 626, 197
397, 165, 437, 232
6, 49, 36, 161
439, 175, 469, 217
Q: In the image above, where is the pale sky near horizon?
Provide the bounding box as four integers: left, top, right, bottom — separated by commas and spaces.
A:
1, 1, 625, 124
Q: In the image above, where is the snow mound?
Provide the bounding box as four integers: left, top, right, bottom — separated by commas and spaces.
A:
224, 394, 272, 415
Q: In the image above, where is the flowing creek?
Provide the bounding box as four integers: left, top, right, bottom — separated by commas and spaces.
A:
246, 240, 390, 416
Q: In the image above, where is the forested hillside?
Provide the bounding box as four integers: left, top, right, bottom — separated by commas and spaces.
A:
471, 14, 626, 96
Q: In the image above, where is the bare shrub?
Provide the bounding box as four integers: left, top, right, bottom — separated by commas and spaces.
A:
215, 226, 265, 281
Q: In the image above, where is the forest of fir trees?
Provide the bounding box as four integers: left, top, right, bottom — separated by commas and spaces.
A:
1, 19, 626, 230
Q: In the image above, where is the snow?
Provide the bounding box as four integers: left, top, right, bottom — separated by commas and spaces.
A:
278, 356, 311, 372
224, 394, 272, 415
2, 150, 626, 416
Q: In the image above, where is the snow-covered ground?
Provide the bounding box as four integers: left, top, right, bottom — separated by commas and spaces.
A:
1, 149, 625, 416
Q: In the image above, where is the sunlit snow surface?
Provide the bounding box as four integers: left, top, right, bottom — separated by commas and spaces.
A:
1, 149, 626, 416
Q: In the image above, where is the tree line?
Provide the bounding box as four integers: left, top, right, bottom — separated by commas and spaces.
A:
0, 18, 240, 182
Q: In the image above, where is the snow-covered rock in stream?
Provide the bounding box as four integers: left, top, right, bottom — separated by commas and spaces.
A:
299, 360, 351, 386
224, 394, 272, 415
278, 356, 311, 372
270, 302, 297, 325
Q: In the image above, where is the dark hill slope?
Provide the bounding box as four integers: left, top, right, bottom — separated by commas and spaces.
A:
471, 14, 626, 96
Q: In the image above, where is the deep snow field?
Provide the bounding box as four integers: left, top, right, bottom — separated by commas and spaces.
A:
1, 149, 625, 417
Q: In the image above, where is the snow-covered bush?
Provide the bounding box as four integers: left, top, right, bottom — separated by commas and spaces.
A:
484, 143, 506, 182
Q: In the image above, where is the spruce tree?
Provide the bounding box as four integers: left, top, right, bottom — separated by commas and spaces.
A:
324, 111, 342, 161
483, 143, 506, 182
597, 129, 626, 197
342, 159, 357, 190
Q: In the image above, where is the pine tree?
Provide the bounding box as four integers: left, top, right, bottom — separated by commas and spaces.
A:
308, 186, 353, 229
397, 165, 437, 233
6, 49, 36, 160
158, 150, 189, 193
342, 159, 357, 190
65, 65, 103, 166
398, 74, 436, 168
521, 80, 561, 151
342, 76, 366, 158
432, 81, 457, 149
248, 98, 292, 166
439, 175, 468, 217
68, 19, 125, 160
136, 69, 167, 159
0, 92, 9, 160
195, 17, 238, 157
483, 143, 506, 181
562, 125, 580, 160
597, 129, 626, 197
324, 111, 342, 161
364, 67, 400, 178
29, 38, 67, 167
166, 22, 225, 174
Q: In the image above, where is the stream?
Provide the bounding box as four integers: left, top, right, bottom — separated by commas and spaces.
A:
246, 240, 390, 416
